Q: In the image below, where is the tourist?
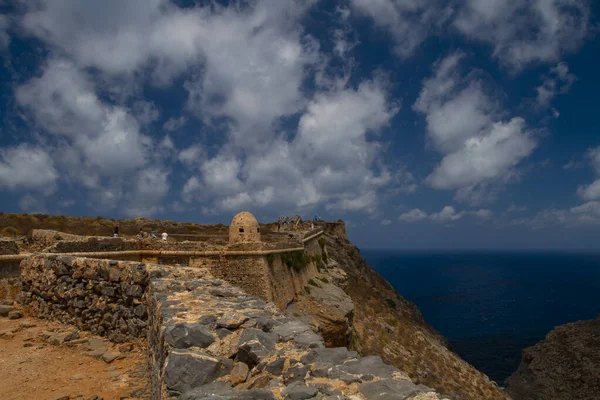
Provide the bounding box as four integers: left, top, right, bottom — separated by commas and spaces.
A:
151, 229, 157, 240
162, 229, 168, 241
113, 226, 119, 238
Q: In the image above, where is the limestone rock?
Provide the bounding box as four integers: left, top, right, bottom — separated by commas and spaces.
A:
165, 350, 231, 394
505, 317, 600, 400
284, 381, 318, 400
0, 305, 15, 317
8, 310, 23, 319
236, 328, 277, 367
217, 313, 249, 329
359, 379, 422, 400
230, 362, 249, 386
165, 322, 215, 349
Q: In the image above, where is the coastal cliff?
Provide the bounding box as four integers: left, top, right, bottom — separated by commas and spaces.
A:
318, 233, 507, 400
0, 213, 508, 399
505, 316, 600, 400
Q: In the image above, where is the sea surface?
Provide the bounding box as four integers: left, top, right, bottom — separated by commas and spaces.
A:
360, 250, 600, 384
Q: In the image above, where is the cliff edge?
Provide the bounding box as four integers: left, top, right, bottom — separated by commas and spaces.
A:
505, 316, 600, 400
313, 232, 508, 400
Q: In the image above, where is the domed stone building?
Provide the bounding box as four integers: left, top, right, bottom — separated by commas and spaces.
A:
229, 211, 261, 244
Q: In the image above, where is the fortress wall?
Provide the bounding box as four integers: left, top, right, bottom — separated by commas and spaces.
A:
19, 255, 150, 343
208, 255, 271, 301
267, 237, 321, 310
30, 229, 88, 249
319, 222, 347, 238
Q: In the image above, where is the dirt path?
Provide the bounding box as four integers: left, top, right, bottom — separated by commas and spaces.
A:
0, 315, 149, 400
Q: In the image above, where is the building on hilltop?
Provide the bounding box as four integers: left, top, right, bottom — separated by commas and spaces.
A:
229, 211, 261, 244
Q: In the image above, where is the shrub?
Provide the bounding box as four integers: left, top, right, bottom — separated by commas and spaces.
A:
318, 277, 329, 284
281, 251, 309, 271
308, 279, 319, 287
318, 237, 326, 249
267, 253, 275, 268
386, 298, 397, 310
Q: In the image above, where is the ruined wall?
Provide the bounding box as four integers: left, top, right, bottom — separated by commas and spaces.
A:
19, 255, 150, 342
267, 238, 321, 310
30, 229, 88, 249
208, 255, 271, 301
0, 238, 19, 255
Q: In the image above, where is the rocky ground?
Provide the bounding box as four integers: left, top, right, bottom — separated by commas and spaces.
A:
504, 316, 600, 400
0, 308, 148, 400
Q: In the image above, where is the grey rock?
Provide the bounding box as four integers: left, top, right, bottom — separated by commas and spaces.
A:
64, 330, 80, 342
300, 347, 358, 366
166, 352, 231, 394
284, 381, 318, 400
293, 330, 324, 349
209, 287, 239, 297
283, 365, 311, 384
0, 305, 15, 317
217, 313, 249, 329
257, 315, 282, 332
273, 320, 311, 341
236, 328, 277, 367
340, 356, 399, 379
199, 315, 217, 326
8, 310, 23, 319
102, 351, 124, 363
265, 358, 286, 375
134, 305, 146, 318
165, 323, 216, 349
359, 379, 422, 400
217, 328, 232, 339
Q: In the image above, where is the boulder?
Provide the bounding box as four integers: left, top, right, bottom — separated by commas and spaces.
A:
165, 322, 215, 349
165, 350, 231, 394
236, 329, 277, 367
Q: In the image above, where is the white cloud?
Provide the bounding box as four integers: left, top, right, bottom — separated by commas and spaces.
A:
577, 147, 600, 201
536, 62, 576, 107
399, 209, 428, 223
178, 145, 205, 169
430, 206, 465, 222
399, 206, 493, 223
471, 209, 493, 220
15, 59, 150, 177
381, 219, 392, 226
350, 0, 591, 70
163, 116, 187, 132
0, 145, 58, 193
0, 14, 10, 49
454, 0, 590, 70
350, 0, 451, 57
415, 53, 537, 201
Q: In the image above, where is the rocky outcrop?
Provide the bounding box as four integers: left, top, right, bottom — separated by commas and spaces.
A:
323, 234, 508, 400
505, 316, 600, 400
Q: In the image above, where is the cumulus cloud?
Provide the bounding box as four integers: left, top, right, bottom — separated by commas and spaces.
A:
399, 208, 429, 223
536, 62, 576, 107
189, 77, 399, 214
414, 52, 537, 202
0, 14, 10, 49
350, 0, 590, 70
454, 0, 590, 70
0, 144, 58, 193
577, 147, 600, 201
399, 206, 493, 223
163, 116, 187, 132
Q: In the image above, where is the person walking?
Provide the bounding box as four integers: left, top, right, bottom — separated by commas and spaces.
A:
113, 226, 119, 238
161, 229, 168, 241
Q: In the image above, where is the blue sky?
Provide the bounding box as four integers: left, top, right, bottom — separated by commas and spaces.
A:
0, 0, 599, 250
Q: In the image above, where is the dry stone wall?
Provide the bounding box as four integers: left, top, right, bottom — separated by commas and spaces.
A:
19, 255, 150, 342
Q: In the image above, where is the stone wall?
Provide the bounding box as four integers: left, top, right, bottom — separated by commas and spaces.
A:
30, 229, 88, 249
19, 255, 150, 342
208, 255, 271, 301
0, 238, 19, 255
147, 263, 446, 400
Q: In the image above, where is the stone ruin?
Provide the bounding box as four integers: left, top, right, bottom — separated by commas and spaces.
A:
0, 213, 447, 400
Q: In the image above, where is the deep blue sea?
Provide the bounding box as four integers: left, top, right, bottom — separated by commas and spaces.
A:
361, 250, 600, 384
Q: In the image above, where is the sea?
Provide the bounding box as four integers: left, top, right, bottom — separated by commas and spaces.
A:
361, 250, 600, 385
